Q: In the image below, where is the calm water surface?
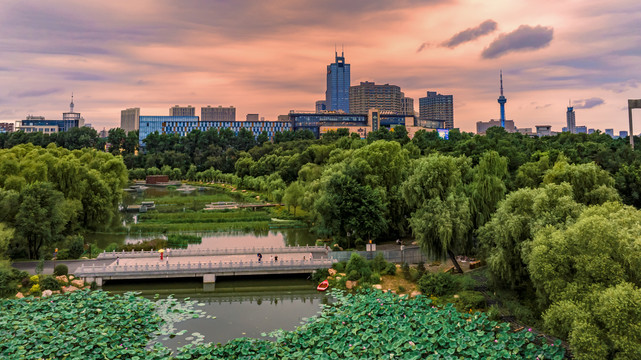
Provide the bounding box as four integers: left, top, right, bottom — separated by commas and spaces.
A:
104, 276, 329, 350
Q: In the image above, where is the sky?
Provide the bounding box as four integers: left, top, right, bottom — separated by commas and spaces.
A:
1, 0, 640, 133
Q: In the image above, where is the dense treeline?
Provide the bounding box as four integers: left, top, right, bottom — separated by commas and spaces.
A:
0, 144, 128, 259
3, 126, 641, 358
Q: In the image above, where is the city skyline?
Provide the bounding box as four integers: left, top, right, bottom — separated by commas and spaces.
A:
0, 0, 640, 133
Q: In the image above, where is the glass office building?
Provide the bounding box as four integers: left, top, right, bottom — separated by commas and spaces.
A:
419, 91, 454, 129
138, 116, 292, 145
326, 52, 350, 113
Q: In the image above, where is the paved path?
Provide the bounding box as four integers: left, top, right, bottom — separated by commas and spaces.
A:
12, 259, 114, 275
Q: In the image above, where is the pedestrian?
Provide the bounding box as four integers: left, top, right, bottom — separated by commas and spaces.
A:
274, 255, 278, 262
116, 256, 120, 266
257, 253, 262, 262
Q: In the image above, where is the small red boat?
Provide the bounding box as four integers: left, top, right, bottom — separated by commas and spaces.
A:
317, 279, 329, 291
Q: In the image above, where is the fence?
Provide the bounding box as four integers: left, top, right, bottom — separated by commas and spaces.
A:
76, 258, 335, 278
96, 245, 328, 259
329, 247, 440, 264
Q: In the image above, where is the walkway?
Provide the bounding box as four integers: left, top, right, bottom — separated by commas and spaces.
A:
77, 248, 334, 286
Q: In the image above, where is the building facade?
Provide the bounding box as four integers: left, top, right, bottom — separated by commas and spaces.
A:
315, 100, 327, 113
17, 97, 84, 133
201, 106, 235, 122
138, 116, 292, 145
401, 94, 415, 116
477, 119, 516, 134
326, 51, 350, 112
566, 106, 576, 134
0, 122, 14, 133
349, 81, 403, 114
419, 91, 454, 129
169, 105, 195, 117
246, 114, 259, 122
121, 107, 140, 132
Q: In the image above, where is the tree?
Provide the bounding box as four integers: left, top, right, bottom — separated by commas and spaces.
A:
15, 182, 68, 259
401, 154, 472, 273
0, 223, 13, 259
282, 182, 304, 215
526, 202, 641, 359
468, 151, 508, 228
477, 183, 583, 289
313, 174, 387, 248
107, 128, 127, 155
543, 157, 620, 205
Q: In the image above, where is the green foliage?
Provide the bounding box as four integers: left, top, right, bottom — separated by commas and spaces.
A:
331, 261, 345, 272
453, 291, 487, 310
381, 262, 396, 275
478, 183, 583, 289
0, 290, 176, 359
53, 264, 68, 276
67, 235, 84, 259
418, 272, 458, 296
166, 234, 202, 249
401, 262, 411, 280
173, 290, 565, 359
39, 276, 61, 291
311, 268, 329, 283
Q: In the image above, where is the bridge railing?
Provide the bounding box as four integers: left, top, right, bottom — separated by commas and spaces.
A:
76, 258, 335, 277
96, 245, 329, 259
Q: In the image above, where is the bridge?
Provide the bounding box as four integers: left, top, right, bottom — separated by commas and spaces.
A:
77, 246, 335, 286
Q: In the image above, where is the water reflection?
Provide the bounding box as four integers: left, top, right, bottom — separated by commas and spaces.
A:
103, 276, 328, 350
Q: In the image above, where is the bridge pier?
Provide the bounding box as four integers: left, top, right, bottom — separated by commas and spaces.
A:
203, 274, 216, 283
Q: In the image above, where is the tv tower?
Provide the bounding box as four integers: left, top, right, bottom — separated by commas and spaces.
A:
498, 70, 507, 128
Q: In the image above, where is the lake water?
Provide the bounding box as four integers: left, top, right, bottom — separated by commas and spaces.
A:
103, 276, 329, 350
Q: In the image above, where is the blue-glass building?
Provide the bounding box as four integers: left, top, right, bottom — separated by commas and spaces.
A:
138, 116, 292, 145
326, 52, 350, 113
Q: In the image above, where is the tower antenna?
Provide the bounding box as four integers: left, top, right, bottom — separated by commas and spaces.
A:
500, 70, 503, 96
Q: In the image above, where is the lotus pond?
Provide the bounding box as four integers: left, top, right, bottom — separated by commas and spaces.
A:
0, 288, 565, 359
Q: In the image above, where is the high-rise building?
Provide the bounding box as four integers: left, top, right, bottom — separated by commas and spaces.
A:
326, 51, 350, 112
63, 94, 84, 126
121, 107, 140, 132
246, 114, 259, 122
588, 128, 595, 134
566, 104, 576, 134
401, 93, 415, 116
315, 100, 327, 113
169, 105, 195, 117
605, 129, 614, 137
576, 126, 587, 134
419, 91, 454, 129
201, 106, 235, 122
620, 130, 629, 138
497, 70, 507, 128
349, 81, 402, 114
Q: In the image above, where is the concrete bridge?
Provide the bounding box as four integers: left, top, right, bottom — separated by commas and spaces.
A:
96, 245, 330, 259
78, 246, 335, 286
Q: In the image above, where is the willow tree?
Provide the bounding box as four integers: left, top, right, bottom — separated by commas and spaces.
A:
468, 151, 508, 229
401, 154, 472, 273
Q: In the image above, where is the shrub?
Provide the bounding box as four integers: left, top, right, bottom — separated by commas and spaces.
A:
312, 268, 330, 283
90, 281, 98, 291
67, 236, 85, 259
29, 284, 40, 293
398, 285, 406, 293
382, 263, 396, 275
0, 269, 15, 297
345, 253, 368, 277
20, 277, 31, 288
401, 263, 411, 280
487, 304, 501, 321
418, 272, 457, 296
104, 243, 119, 253
370, 272, 381, 284
40, 276, 61, 291
53, 264, 68, 276
455, 291, 487, 310
332, 262, 345, 272
29, 275, 39, 284
416, 262, 426, 277
371, 253, 387, 273
347, 270, 360, 281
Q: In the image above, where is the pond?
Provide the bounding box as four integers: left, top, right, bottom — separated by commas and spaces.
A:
103, 276, 329, 350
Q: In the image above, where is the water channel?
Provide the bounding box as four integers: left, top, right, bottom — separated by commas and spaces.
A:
94, 186, 327, 350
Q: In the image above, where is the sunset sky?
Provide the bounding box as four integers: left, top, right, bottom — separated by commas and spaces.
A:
1, 0, 640, 133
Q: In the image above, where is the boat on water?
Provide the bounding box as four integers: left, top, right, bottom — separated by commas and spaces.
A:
317, 279, 329, 291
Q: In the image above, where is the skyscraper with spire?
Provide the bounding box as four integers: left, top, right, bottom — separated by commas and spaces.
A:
498, 70, 507, 128
326, 48, 350, 113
